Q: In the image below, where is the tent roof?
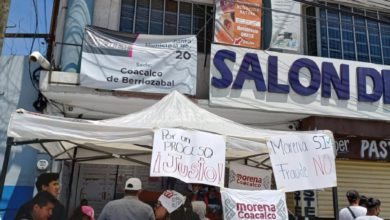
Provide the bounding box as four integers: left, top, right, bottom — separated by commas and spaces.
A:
7, 91, 332, 167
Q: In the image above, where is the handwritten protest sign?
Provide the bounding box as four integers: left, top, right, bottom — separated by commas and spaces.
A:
267, 134, 337, 192
221, 188, 288, 220
228, 162, 272, 190
150, 128, 226, 187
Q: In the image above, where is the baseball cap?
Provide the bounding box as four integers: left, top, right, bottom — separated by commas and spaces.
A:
346, 190, 359, 200
125, 178, 142, 190
81, 206, 95, 220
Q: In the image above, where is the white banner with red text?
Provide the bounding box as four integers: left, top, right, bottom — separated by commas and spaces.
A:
150, 128, 226, 187
267, 134, 337, 192
228, 162, 272, 190
221, 188, 288, 220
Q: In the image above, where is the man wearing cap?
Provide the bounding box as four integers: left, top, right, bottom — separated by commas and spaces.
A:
98, 178, 155, 220
339, 190, 367, 220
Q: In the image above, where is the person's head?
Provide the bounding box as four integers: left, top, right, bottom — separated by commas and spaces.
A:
68, 205, 95, 220
359, 195, 368, 207
154, 201, 168, 220
36, 173, 60, 197
31, 191, 56, 220
124, 178, 142, 196
366, 198, 381, 216
346, 190, 360, 205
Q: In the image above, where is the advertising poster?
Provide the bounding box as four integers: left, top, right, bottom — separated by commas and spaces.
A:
214, 0, 262, 49
80, 26, 197, 94
228, 162, 272, 190
150, 128, 226, 187
266, 134, 337, 192
221, 188, 288, 220
270, 0, 301, 51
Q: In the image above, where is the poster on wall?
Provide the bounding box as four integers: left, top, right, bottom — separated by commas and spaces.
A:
270, 0, 301, 51
150, 128, 226, 187
221, 188, 288, 220
228, 162, 272, 190
214, 0, 262, 49
266, 134, 337, 192
80, 26, 197, 95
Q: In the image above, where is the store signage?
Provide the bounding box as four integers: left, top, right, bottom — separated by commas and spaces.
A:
80, 26, 197, 95
210, 44, 390, 121
336, 137, 390, 161
228, 162, 271, 190
150, 128, 226, 187
270, 0, 301, 52
294, 190, 317, 217
214, 0, 262, 49
221, 188, 288, 220
266, 134, 337, 192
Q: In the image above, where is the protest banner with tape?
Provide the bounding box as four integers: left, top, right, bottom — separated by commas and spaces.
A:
267, 134, 337, 192
228, 162, 272, 190
150, 128, 226, 187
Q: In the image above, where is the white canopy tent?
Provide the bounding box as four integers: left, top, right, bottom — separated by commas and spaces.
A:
5, 91, 332, 166
0, 91, 335, 211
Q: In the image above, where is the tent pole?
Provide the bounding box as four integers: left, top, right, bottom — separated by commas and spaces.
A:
65, 148, 77, 216
0, 137, 13, 200
332, 187, 339, 219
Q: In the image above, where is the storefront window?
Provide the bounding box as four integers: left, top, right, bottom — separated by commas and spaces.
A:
120, 0, 213, 53
314, 2, 390, 65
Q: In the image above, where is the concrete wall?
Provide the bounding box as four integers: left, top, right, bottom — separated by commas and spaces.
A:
0, 56, 39, 220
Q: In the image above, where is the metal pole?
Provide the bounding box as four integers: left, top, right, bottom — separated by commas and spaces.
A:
65, 148, 78, 215
332, 187, 339, 219
0, 137, 14, 200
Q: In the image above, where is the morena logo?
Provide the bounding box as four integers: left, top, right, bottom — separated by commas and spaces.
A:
211, 49, 390, 103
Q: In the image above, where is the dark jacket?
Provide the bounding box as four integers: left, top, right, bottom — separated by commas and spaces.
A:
15, 198, 66, 220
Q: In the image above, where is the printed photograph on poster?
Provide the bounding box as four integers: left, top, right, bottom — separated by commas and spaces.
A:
266, 134, 337, 192
270, 0, 301, 51
214, 0, 262, 49
221, 188, 288, 220
150, 128, 226, 187
228, 162, 272, 190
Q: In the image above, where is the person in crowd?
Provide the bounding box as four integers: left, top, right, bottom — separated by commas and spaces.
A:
98, 177, 155, 220
15, 191, 57, 220
360, 195, 369, 208
16, 173, 66, 220
155, 191, 199, 220
191, 184, 208, 206
355, 198, 383, 220
192, 201, 209, 220
339, 190, 367, 220
68, 205, 95, 220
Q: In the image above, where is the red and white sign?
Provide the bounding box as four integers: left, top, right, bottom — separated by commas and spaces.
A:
221, 188, 288, 220
158, 190, 185, 213
150, 128, 226, 187
228, 162, 271, 190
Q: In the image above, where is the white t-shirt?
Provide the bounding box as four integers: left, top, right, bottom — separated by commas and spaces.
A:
339, 206, 367, 220
355, 216, 384, 220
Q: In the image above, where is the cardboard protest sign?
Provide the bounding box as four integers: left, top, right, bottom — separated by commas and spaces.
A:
158, 190, 185, 213
221, 188, 288, 220
267, 134, 337, 192
228, 162, 271, 190
150, 128, 226, 187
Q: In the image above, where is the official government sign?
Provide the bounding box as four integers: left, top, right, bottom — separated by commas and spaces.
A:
80, 26, 197, 94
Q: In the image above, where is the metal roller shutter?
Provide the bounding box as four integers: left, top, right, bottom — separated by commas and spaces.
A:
317, 160, 390, 219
